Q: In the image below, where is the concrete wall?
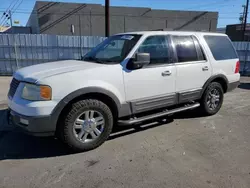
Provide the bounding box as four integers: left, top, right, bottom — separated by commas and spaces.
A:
26, 5, 40, 34
30, 1, 218, 36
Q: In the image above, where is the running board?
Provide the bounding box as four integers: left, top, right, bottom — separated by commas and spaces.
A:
118, 102, 200, 126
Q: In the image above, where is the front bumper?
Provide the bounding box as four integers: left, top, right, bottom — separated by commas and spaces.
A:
9, 110, 56, 136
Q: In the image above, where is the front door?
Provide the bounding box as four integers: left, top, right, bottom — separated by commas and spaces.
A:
123, 35, 177, 114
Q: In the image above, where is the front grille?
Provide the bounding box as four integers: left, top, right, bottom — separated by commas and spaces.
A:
8, 78, 20, 99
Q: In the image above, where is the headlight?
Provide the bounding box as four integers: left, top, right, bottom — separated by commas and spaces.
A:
22, 83, 52, 101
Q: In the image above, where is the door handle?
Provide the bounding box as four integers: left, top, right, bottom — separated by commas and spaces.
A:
202, 66, 209, 71
162, 70, 171, 76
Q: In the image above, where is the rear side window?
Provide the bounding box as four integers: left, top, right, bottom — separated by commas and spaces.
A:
172, 36, 199, 62
204, 35, 238, 60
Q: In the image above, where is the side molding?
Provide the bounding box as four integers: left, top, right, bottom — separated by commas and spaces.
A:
130, 94, 177, 114
178, 89, 202, 103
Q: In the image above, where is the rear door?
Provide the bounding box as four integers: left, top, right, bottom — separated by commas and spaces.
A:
171, 35, 212, 102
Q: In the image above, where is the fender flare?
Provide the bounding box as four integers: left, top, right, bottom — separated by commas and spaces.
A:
201, 74, 229, 96
51, 87, 121, 126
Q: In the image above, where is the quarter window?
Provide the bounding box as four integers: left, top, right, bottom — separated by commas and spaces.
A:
137, 36, 169, 65
172, 36, 199, 62
204, 35, 238, 60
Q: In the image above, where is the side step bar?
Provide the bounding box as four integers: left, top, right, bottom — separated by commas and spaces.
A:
118, 102, 200, 126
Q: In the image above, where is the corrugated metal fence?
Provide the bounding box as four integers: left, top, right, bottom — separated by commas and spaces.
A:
233, 42, 250, 74
0, 34, 106, 75
0, 34, 250, 75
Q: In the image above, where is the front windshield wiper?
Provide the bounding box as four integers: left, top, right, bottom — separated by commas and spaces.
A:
83, 57, 119, 64
82, 56, 105, 64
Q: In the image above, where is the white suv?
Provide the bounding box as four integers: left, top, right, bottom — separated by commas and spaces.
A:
8, 31, 240, 151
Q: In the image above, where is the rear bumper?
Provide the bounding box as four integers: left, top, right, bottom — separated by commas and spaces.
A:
9, 110, 55, 136
227, 81, 240, 92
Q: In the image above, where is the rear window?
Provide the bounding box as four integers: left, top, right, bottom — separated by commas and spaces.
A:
204, 35, 238, 60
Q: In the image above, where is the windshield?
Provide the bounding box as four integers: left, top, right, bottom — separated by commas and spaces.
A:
83, 34, 141, 64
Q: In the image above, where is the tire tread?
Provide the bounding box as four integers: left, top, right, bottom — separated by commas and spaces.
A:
60, 99, 113, 152
200, 82, 224, 116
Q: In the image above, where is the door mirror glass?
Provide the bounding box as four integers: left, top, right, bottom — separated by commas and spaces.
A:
132, 53, 150, 69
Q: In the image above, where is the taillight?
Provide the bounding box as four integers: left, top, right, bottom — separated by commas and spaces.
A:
235, 61, 240, 73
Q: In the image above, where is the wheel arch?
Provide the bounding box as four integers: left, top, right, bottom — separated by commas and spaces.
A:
201, 74, 229, 96
52, 87, 121, 133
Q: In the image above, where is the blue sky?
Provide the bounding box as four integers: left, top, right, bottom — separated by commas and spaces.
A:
0, 0, 246, 28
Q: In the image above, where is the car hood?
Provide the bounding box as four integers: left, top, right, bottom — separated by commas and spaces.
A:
14, 60, 103, 83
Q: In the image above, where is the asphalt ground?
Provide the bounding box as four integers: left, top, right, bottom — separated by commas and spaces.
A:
0, 77, 250, 188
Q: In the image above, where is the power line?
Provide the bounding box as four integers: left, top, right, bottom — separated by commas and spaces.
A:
0, 9, 242, 17
0, 8, 241, 14
0, 0, 238, 12
3, 0, 24, 25
1, 0, 24, 26
0, 0, 19, 25
12, 0, 24, 14
0, 0, 15, 17
0, 10, 227, 17
0, 1, 242, 28
0, 0, 18, 25
0, 11, 11, 26
0, 0, 22, 26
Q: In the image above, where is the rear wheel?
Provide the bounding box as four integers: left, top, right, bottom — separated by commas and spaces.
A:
60, 99, 113, 152
200, 82, 224, 115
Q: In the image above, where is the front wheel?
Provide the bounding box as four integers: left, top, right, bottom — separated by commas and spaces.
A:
60, 99, 113, 152
200, 82, 224, 115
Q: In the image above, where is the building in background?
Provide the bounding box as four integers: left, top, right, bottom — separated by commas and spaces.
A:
216, 27, 226, 33
3, 26, 32, 34
226, 23, 250, 41
0, 26, 10, 32
26, 1, 218, 36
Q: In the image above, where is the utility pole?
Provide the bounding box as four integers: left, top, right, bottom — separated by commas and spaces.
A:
240, 5, 246, 29
242, 0, 249, 41
9, 10, 13, 28
105, 0, 110, 37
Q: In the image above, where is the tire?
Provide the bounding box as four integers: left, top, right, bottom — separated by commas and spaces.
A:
200, 82, 224, 115
59, 99, 113, 152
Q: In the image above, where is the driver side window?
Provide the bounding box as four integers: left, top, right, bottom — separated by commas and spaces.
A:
137, 35, 170, 65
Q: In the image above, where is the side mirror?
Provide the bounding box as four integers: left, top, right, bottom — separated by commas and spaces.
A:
132, 53, 150, 69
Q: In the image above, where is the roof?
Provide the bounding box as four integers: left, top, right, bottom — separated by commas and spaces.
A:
117, 30, 227, 36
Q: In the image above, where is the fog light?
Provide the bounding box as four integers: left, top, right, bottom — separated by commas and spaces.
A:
20, 118, 29, 125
